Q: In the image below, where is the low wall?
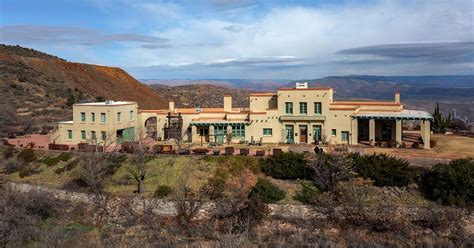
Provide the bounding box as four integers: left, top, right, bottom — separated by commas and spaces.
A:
6, 182, 474, 235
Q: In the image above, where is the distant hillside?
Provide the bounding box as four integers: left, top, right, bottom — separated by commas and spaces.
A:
0, 44, 167, 137
150, 84, 250, 108
142, 79, 288, 91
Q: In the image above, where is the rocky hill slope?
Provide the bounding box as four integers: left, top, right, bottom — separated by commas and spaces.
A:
150, 84, 251, 108
0, 44, 167, 137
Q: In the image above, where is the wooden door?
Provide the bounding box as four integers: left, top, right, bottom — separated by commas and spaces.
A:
299, 125, 308, 143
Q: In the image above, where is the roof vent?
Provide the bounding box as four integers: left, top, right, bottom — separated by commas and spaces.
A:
195, 107, 202, 112
296, 82, 308, 89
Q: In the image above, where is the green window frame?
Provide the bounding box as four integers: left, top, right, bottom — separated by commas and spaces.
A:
91, 112, 95, 122
232, 124, 245, 138
91, 131, 96, 140
101, 131, 107, 141
285, 102, 293, 114
80, 112, 86, 122
299, 102, 307, 115
331, 129, 337, 136
314, 102, 322, 115
67, 130, 72, 140
81, 130, 86, 140
100, 113, 106, 123
263, 128, 272, 136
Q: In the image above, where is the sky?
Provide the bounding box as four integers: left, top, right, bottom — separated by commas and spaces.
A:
0, 0, 473, 79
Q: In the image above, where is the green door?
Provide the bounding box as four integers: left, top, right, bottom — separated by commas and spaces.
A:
285, 125, 294, 143
122, 127, 135, 142
313, 125, 322, 142
214, 126, 226, 144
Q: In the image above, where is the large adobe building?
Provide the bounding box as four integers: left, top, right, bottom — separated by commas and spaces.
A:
51, 82, 433, 148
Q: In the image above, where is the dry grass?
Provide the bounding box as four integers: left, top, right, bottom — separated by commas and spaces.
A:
371, 134, 474, 160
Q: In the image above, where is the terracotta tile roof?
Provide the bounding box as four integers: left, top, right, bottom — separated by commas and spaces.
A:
249, 92, 277, 96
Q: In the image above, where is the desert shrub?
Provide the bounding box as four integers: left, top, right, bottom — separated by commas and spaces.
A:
57, 152, 72, 162
3, 146, 15, 159
4, 159, 20, 173
419, 158, 473, 207
154, 185, 173, 199
248, 178, 286, 203
350, 153, 413, 187
307, 153, 355, 192
294, 181, 320, 204
261, 152, 310, 179
213, 197, 269, 238
317, 179, 409, 232
17, 148, 36, 163
44, 152, 73, 166
43, 156, 60, 167
201, 167, 229, 199
18, 163, 41, 178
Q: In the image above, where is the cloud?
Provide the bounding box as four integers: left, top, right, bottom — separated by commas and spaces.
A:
0, 25, 168, 46
3, 0, 473, 78
337, 42, 474, 60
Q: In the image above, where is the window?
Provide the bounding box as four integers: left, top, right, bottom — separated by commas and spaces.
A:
263, 128, 273, 136
101, 131, 107, 141
91, 113, 95, 122
130, 110, 134, 121
117, 112, 121, 122
67, 130, 72, 140
341, 131, 349, 142
299, 102, 307, 115
80, 112, 86, 122
91, 131, 96, 140
285, 102, 293, 114
331, 129, 337, 136
81, 130, 86, 140
314, 102, 322, 115
232, 124, 245, 138
101, 113, 106, 123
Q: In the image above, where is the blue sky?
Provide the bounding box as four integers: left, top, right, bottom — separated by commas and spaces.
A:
0, 0, 473, 79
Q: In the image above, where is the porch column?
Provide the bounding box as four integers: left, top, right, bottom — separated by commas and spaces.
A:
422, 120, 431, 149
369, 119, 376, 143
395, 120, 402, 143
209, 125, 215, 143
351, 118, 358, 145
191, 125, 197, 143
226, 125, 233, 144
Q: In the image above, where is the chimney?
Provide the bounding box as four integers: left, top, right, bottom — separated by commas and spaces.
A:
394, 92, 400, 104
169, 101, 175, 111
224, 94, 232, 112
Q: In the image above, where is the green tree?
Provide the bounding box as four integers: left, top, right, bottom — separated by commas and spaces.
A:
431, 102, 451, 133
419, 158, 473, 207
248, 178, 286, 203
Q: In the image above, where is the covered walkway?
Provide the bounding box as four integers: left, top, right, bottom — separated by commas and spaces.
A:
353, 110, 433, 149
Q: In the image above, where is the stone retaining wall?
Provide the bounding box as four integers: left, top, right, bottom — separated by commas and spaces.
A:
5, 182, 474, 235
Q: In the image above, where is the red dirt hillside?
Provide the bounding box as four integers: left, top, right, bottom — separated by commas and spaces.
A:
0, 44, 167, 137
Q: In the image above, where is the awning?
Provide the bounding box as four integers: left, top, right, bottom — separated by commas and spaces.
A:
353, 110, 433, 120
